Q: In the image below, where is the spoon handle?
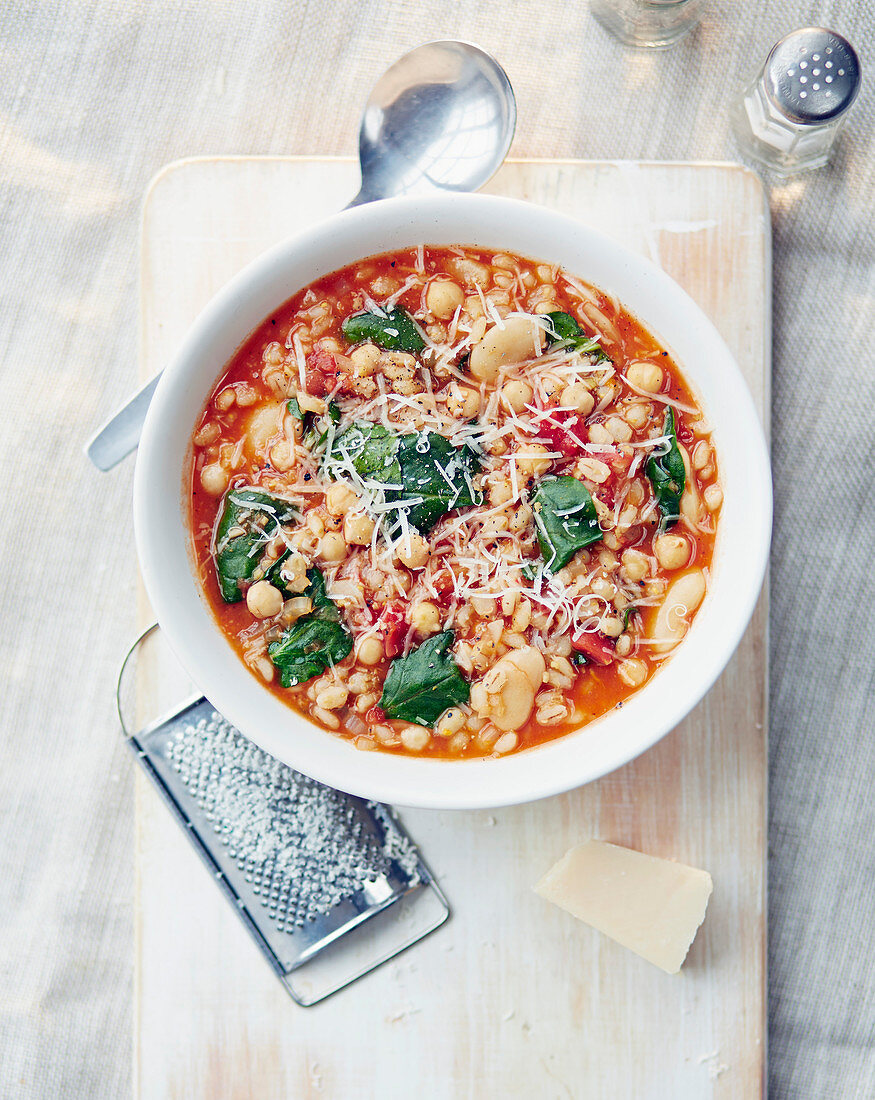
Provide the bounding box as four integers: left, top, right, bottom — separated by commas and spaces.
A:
85, 188, 378, 471
84, 374, 161, 471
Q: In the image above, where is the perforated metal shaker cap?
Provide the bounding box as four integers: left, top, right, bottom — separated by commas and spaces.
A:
765, 28, 861, 124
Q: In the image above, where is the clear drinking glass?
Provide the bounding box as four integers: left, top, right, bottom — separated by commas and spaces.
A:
731, 28, 861, 176
590, 0, 703, 49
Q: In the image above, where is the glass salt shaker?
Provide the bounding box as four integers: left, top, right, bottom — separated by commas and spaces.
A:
732, 28, 861, 175
590, 0, 703, 49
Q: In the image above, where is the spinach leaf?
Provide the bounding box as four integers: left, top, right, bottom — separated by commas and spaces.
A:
214, 488, 297, 603
326, 422, 402, 485
390, 432, 482, 533
302, 400, 342, 453
267, 568, 353, 687
287, 397, 303, 419
645, 408, 686, 529
545, 311, 610, 362
379, 631, 469, 726
341, 306, 425, 353
532, 475, 603, 572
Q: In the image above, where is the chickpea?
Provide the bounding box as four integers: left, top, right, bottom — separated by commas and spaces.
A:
599, 614, 624, 638
650, 569, 706, 653
488, 477, 513, 506
357, 636, 384, 666
704, 485, 724, 512
515, 444, 553, 479
654, 533, 690, 570
350, 343, 381, 372
618, 658, 648, 687
626, 361, 664, 393
344, 511, 375, 545
588, 422, 613, 445
245, 402, 284, 454
325, 482, 359, 515
400, 724, 431, 752
469, 316, 546, 383
591, 576, 617, 600
621, 548, 650, 583
605, 416, 633, 443
246, 580, 283, 619
625, 402, 651, 429
395, 532, 429, 570
500, 379, 534, 414
559, 382, 595, 416
200, 462, 229, 496
411, 600, 441, 636
269, 440, 295, 472
318, 532, 347, 563
445, 380, 480, 419
426, 278, 464, 319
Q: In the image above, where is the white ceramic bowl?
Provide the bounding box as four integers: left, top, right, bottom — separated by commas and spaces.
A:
134, 193, 771, 810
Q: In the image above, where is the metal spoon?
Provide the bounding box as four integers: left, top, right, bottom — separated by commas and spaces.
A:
85, 40, 516, 471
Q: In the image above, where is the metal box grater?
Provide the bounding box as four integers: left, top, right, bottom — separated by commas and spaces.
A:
119, 627, 449, 1006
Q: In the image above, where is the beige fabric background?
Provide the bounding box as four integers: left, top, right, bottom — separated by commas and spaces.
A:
1, 1, 873, 1097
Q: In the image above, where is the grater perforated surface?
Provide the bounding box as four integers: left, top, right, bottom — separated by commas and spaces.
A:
165, 712, 420, 931
122, 691, 442, 1000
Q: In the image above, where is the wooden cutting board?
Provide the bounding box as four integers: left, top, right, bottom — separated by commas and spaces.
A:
137, 157, 769, 1099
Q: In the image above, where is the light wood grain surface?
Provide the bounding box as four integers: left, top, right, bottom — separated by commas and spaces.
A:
137, 157, 769, 1099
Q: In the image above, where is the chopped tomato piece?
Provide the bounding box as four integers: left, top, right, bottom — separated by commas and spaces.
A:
571, 631, 616, 666
304, 348, 354, 397
379, 601, 407, 659
537, 408, 589, 458
366, 705, 387, 724
304, 348, 338, 396
431, 568, 456, 607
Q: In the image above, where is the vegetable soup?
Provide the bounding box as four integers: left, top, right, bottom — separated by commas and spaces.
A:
189, 246, 721, 758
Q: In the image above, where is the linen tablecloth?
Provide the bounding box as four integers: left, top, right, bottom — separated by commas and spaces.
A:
1, 2, 872, 1096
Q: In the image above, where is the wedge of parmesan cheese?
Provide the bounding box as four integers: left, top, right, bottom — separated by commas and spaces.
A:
533, 840, 713, 974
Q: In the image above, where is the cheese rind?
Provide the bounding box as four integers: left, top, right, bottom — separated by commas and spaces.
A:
534, 840, 713, 974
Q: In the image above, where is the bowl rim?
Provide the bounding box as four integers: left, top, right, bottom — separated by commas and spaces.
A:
133, 191, 771, 809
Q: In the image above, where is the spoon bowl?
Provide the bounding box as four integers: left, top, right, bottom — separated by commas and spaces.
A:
349, 40, 517, 206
